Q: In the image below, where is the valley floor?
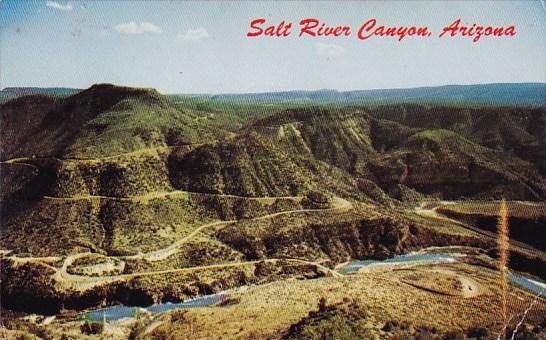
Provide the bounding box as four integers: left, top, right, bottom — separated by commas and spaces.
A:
1, 199, 545, 339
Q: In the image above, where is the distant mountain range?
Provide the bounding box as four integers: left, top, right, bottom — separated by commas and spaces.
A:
200, 83, 546, 106
1, 83, 544, 106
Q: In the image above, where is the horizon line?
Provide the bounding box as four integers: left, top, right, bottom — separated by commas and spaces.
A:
1, 81, 545, 96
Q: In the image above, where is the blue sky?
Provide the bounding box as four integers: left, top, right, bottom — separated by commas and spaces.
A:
1, 0, 545, 93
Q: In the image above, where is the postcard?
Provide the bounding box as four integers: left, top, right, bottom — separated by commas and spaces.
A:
1, 1, 545, 339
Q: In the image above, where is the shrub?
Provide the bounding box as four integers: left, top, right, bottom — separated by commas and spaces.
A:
80, 322, 104, 335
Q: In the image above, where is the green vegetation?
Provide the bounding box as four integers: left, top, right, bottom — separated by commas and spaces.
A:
285, 299, 447, 340
167, 94, 310, 131
1, 83, 545, 339
285, 299, 374, 340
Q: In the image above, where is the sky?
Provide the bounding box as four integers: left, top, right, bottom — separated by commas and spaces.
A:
1, 0, 545, 93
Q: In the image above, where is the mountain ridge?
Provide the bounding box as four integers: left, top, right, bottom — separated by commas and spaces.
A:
190, 82, 546, 106
1, 83, 546, 338
2, 82, 545, 106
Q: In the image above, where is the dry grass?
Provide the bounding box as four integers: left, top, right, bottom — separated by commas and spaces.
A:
147, 262, 545, 339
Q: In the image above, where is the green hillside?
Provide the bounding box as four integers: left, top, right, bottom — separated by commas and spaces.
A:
1, 84, 545, 339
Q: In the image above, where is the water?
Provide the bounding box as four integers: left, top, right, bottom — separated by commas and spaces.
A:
338, 252, 546, 296
83, 293, 226, 322
84, 253, 545, 322
337, 253, 456, 275
146, 293, 226, 314
84, 305, 138, 322
509, 273, 546, 296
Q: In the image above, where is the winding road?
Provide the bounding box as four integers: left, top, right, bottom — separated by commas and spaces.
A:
4, 194, 351, 293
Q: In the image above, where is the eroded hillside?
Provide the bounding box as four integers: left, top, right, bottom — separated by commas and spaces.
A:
1, 84, 545, 339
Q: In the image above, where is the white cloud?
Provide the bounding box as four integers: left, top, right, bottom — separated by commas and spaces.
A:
315, 42, 345, 57
114, 22, 162, 35
46, 0, 73, 12
177, 28, 210, 41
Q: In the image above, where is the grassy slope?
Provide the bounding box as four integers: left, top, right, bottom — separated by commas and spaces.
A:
143, 262, 545, 339
2, 85, 545, 259
2, 85, 546, 340
0, 84, 222, 160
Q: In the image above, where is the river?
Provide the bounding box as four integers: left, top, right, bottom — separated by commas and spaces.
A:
83, 251, 545, 322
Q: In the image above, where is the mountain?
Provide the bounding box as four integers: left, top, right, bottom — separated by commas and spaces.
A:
194, 83, 546, 107
1, 84, 544, 255
1, 84, 544, 207
5, 83, 544, 107
1, 84, 545, 338
0, 83, 219, 160
247, 106, 545, 199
